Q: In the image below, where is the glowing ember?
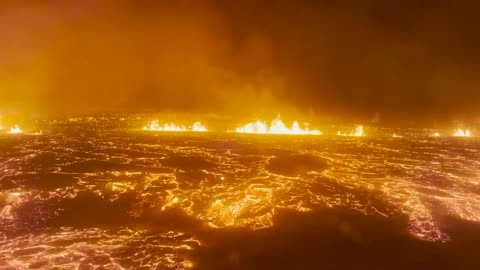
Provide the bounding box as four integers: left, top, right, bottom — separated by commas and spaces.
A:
433, 132, 441, 137
235, 116, 321, 135
7, 125, 23, 134
337, 125, 365, 137
392, 133, 402, 138
143, 120, 207, 132
453, 128, 471, 137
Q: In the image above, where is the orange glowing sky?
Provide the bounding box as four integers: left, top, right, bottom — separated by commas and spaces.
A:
1, 0, 480, 123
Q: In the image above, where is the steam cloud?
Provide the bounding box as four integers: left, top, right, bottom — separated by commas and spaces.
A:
1, 0, 479, 121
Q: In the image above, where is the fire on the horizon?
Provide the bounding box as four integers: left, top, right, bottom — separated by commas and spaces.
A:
453, 128, 471, 137
337, 125, 365, 137
7, 125, 23, 134
143, 120, 207, 132
234, 116, 321, 135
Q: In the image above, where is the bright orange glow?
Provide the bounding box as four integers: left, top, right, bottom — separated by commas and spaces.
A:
337, 125, 365, 137
453, 128, 471, 137
392, 133, 402, 138
433, 132, 441, 137
191, 121, 208, 132
7, 125, 23, 134
143, 120, 207, 132
234, 116, 321, 135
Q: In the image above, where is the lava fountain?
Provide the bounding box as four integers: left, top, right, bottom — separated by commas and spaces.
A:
7, 125, 23, 134
337, 125, 365, 137
453, 128, 471, 137
143, 120, 207, 132
235, 116, 321, 135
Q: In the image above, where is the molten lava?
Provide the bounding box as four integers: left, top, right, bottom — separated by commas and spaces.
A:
337, 125, 365, 137
143, 120, 207, 132
7, 125, 23, 134
235, 116, 321, 135
453, 128, 471, 137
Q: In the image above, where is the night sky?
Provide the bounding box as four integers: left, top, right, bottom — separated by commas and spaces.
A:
1, 0, 479, 122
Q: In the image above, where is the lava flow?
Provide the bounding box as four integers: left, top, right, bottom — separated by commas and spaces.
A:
1, 116, 480, 269
235, 116, 321, 135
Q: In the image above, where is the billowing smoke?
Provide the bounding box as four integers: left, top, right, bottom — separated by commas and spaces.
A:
1, 0, 480, 122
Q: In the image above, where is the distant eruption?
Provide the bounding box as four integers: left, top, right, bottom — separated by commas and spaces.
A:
143, 120, 207, 132
453, 128, 471, 137
7, 125, 23, 134
234, 116, 321, 135
337, 125, 365, 137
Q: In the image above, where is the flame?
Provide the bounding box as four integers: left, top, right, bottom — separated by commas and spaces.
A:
392, 133, 402, 138
433, 132, 440, 137
143, 120, 207, 132
235, 120, 267, 134
8, 125, 23, 134
235, 116, 321, 135
192, 121, 208, 132
337, 125, 365, 137
453, 128, 471, 137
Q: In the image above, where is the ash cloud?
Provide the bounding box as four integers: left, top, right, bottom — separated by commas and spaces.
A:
0, 0, 479, 122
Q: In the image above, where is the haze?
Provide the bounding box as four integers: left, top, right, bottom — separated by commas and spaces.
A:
1, 0, 479, 123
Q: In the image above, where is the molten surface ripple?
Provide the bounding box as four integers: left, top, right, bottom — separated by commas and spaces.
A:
1, 117, 480, 269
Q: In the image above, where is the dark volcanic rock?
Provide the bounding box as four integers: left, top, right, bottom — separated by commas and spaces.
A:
266, 154, 329, 176
161, 156, 217, 170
